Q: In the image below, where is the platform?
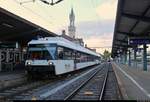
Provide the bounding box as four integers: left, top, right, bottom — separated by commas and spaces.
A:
0, 70, 25, 80
0, 70, 26, 90
112, 62, 150, 100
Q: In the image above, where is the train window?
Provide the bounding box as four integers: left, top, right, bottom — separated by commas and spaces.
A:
57, 47, 64, 60
72, 51, 76, 60
43, 51, 52, 60
80, 53, 84, 62
63, 48, 73, 60
27, 50, 52, 60
47, 47, 57, 60
27, 44, 57, 60
76, 52, 81, 63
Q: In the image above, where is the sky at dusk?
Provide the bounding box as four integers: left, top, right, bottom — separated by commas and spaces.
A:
0, 0, 118, 54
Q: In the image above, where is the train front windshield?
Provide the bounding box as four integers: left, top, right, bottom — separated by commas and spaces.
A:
27, 44, 57, 60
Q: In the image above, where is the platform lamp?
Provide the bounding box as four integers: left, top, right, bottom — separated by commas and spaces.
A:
40, 0, 64, 5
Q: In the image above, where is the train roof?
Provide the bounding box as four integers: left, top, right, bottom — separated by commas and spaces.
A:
28, 37, 100, 57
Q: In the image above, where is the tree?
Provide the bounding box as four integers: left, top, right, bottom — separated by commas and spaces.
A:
103, 50, 111, 61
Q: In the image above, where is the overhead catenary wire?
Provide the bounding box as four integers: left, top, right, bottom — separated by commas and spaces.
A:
13, 0, 67, 34
13, 0, 53, 25
36, 0, 68, 32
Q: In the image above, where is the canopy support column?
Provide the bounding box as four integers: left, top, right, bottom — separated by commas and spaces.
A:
128, 50, 131, 66
134, 49, 137, 68
143, 44, 147, 71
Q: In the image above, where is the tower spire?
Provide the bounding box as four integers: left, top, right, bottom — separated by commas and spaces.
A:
68, 8, 76, 38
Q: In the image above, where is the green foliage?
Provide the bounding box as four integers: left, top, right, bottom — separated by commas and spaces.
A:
103, 50, 111, 60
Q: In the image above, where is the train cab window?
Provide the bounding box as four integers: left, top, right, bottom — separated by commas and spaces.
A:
27, 44, 57, 60
47, 47, 57, 60
28, 50, 52, 60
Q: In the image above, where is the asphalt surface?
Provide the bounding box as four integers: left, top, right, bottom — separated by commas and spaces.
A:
113, 62, 150, 100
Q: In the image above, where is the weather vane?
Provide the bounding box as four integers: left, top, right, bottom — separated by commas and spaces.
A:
19, 0, 63, 5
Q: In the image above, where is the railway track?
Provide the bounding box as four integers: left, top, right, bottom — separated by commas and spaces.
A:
64, 63, 108, 100
101, 63, 122, 100
0, 63, 122, 101
0, 65, 101, 101
64, 63, 122, 100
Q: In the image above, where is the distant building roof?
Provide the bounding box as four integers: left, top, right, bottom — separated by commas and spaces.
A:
60, 30, 84, 46
61, 33, 75, 42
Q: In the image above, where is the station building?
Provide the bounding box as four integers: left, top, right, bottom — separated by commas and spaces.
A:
0, 7, 57, 72
61, 8, 84, 47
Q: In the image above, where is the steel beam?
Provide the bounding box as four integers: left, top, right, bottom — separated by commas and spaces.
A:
122, 13, 150, 22
117, 31, 145, 37
114, 43, 131, 48
117, 31, 131, 36
0, 28, 41, 40
115, 39, 128, 43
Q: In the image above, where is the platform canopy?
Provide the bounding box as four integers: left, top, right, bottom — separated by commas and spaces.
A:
0, 7, 57, 44
111, 0, 150, 58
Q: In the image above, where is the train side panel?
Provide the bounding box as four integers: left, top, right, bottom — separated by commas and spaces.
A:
51, 60, 74, 75
76, 61, 97, 70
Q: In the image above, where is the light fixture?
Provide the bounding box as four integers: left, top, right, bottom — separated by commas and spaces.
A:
40, 0, 63, 5
18, 0, 63, 5
2, 23, 13, 28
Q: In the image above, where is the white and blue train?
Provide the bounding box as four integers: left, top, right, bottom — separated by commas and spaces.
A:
25, 37, 101, 76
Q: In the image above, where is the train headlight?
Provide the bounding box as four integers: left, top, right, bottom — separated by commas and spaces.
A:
48, 60, 53, 65
27, 61, 31, 65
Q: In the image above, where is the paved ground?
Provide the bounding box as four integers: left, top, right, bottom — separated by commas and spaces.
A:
0, 70, 26, 90
112, 62, 150, 100
0, 70, 25, 80
130, 62, 150, 71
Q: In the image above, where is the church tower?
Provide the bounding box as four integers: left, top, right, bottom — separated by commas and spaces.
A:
68, 8, 76, 38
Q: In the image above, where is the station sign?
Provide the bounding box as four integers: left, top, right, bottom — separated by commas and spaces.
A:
129, 37, 150, 45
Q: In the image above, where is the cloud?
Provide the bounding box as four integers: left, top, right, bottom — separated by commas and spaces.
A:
75, 20, 115, 39
84, 33, 113, 54
96, 0, 117, 20
54, 19, 114, 54
75, 20, 114, 54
